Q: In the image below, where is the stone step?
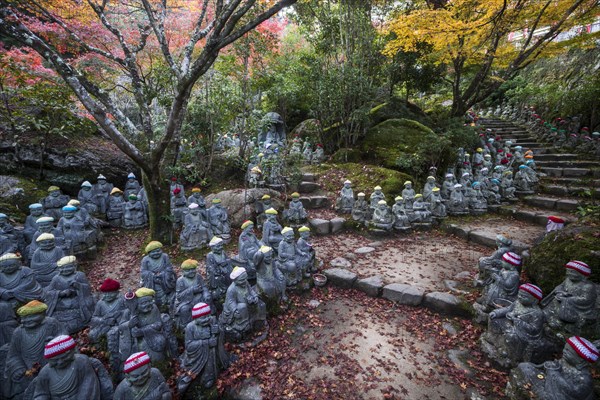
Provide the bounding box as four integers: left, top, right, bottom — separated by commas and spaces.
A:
298, 181, 321, 193
509, 142, 543, 148
494, 205, 574, 227
524, 195, 580, 211
540, 176, 600, 188
503, 136, 538, 142
539, 166, 592, 178
299, 195, 330, 209
534, 153, 578, 161
536, 160, 600, 168
539, 184, 600, 197
301, 173, 317, 183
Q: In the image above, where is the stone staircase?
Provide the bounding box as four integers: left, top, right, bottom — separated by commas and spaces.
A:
297, 172, 330, 210
478, 118, 600, 225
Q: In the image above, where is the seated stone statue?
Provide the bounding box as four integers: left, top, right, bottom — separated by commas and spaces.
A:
57, 205, 96, 256
123, 194, 148, 229
174, 259, 213, 330
478, 234, 513, 283
170, 188, 188, 229
93, 174, 114, 215
0, 253, 43, 348
78, 180, 99, 215
501, 170, 517, 199
178, 303, 232, 395
469, 182, 488, 215
115, 351, 172, 400
24, 203, 46, 244
311, 143, 325, 164
369, 186, 385, 215
475, 252, 521, 318
262, 208, 284, 252
238, 220, 261, 280
448, 184, 468, 215
208, 198, 231, 242
351, 193, 369, 224
140, 241, 177, 311
255, 194, 273, 229
481, 283, 545, 368
118, 288, 175, 364
514, 165, 535, 193
254, 246, 287, 305
220, 267, 267, 342
392, 197, 411, 232
423, 176, 438, 202
401, 181, 416, 209
44, 256, 95, 334
187, 187, 204, 206
429, 188, 447, 219
302, 140, 312, 163
180, 203, 212, 251
26, 216, 67, 263
506, 336, 598, 400
0, 213, 22, 255
412, 194, 432, 223
206, 237, 233, 305
276, 227, 301, 286
107, 188, 126, 227
283, 192, 308, 225
30, 233, 65, 288
296, 226, 316, 276
34, 334, 114, 400
336, 180, 354, 213
541, 260, 597, 339
41, 186, 69, 221
485, 178, 502, 205
124, 173, 141, 199
441, 174, 455, 200
371, 200, 393, 231
3, 300, 64, 399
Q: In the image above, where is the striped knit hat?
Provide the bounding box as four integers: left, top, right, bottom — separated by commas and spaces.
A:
44, 335, 76, 359
502, 252, 522, 267
565, 260, 591, 276
124, 352, 151, 373
192, 302, 211, 319
566, 336, 599, 363
519, 283, 543, 301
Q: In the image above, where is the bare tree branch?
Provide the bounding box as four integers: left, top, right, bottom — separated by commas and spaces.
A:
140, 0, 181, 79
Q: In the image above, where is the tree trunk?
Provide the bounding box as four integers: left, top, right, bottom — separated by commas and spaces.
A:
142, 172, 173, 244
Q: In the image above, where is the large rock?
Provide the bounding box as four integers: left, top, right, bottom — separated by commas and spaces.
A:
382, 283, 424, 306
323, 268, 357, 289
329, 217, 345, 234
309, 218, 330, 235
330, 257, 352, 268
205, 188, 281, 227
356, 275, 384, 297
423, 292, 470, 317
0, 175, 50, 221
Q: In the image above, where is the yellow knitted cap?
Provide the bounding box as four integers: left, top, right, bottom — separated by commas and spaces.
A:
135, 287, 156, 298
291, 192, 300, 198
261, 194, 271, 200
192, 188, 201, 193
0, 253, 20, 263
17, 300, 48, 316
181, 259, 199, 270
110, 187, 123, 195
47, 186, 60, 192
259, 245, 272, 253
67, 199, 80, 206
404, 181, 412, 186
374, 186, 382, 190
145, 241, 163, 253
282, 227, 293, 235
265, 208, 278, 215
212, 198, 221, 204
57, 255, 76, 267
36, 233, 55, 242
241, 220, 254, 229
298, 226, 310, 233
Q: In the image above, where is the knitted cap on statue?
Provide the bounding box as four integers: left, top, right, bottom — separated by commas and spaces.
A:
124, 352, 151, 373
44, 335, 76, 359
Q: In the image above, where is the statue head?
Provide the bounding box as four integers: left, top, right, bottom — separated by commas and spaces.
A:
29, 203, 44, 218
257, 245, 273, 264
36, 216, 55, 233
230, 267, 248, 287
192, 302, 211, 326
357, 193, 365, 201
414, 194, 423, 204
57, 256, 77, 277
374, 186, 382, 194
265, 208, 278, 221
48, 186, 60, 197
563, 336, 599, 368
188, 203, 199, 215
517, 283, 542, 307
81, 181, 92, 191
241, 220, 254, 233
377, 200, 387, 210
181, 259, 198, 279
45, 335, 77, 370
0, 253, 21, 275
145, 241, 163, 259
36, 233, 56, 250
299, 226, 310, 239
209, 236, 224, 253
99, 278, 120, 302
564, 260, 590, 283
291, 192, 300, 203
97, 174, 107, 184
212, 198, 222, 208
282, 227, 294, 242
192, 188, 202, 198
111, 188, 123, 197
501, 252, 521, 270
404, 181, 412, 189
445, 173, 454, 182
394, 196, 403, 205
62, 205, 77, 219
135, 288, 156, 314
127, 172, 136, 181
124, 352, 152, 387
18, 300, 48, 329
343, 180, 351, 188
432, 188, 440, 197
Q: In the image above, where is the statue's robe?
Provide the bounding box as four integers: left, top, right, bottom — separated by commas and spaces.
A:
113, 368, 172, 400
44, 271, 95, 334
140, 254, 176, 310
33, 354, 105, 400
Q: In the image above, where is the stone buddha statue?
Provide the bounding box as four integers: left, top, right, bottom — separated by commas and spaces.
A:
541, 260, 597, 339
369, 186, 385, 214
448, 183, 468, 215
475, 252, 521, 319
441, 174, 455, 200
412, 194, 432, 223
178, 303, 232, 395
422, 176, 438, 202
123, 194, 148, 229
276, 227, 301, 286
41, 186, 69, 221
57, 205, 95, 256
206, 236, 233, 305
174, 259, 213, 329
283, 192, 308, 225
220, 267, 267, 342
255, 194, 273, 229
170, 187, 187, 229
311, 143, 325, 164
24, 203, 46, 244
124, 172, 141, 199
506, 336, 598, 400
336, 180, 354, 214
33, 334, 114, 400
514, 165, 535, 193
392, 196, 411, 232
482, 283, 545, 368
351, 193, 368, 224
401, 181, 416, 209
114, 351, 172, 400
238, 220, 261, 280
207, 198, 231, 242
26, 216, 66, 262
501, 170, 517, 199
30, 233, 65, 287
140, 241, 177, 311
180, 203, 212, 251
107, 188, 126, 227
187, 187, 204, 206
0, 213, 21, 255
429, 187, 447, 219
371, 200, 393, 231
468, 182, 488, 215
93, 174, 114, 215
254, 246, 287, 304
3, 300, 63, 399
78, 180, 99, 215
262, 208, 284, 251
44, 255, 95, 334
296, 226, 316, 276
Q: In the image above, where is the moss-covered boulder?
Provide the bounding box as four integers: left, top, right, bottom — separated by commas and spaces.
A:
331, 148, 363, 163
369, 97, 434, 128
0, 175, 49, 222
307, 163, 414, 197
526, 222, 599, 294
289, 118, 321, 142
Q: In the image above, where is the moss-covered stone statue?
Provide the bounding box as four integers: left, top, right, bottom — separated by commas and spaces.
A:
123, 194, 148, 230
392, 197, 411, 233
40, 186, 69, 221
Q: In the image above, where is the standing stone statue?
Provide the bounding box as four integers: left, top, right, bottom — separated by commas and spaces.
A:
24, 203, 46, 244
124, 173, 141, 199
118, 288, 175, 364
107, 188, 126, 227
208, 198, 231, 242
369, 186, 385, 215
0, 253, 43, 347
44, 255, 95, 334
501, 170, 517, 200
478, 234, 513, 283
93, 174, 114, 215
441, 174, 455, 200
481, 283, 545, 367
140, 241, 177, 310
78, 180, 99, 215
429, 187, 447, 219
336, 180, 355, 214
351, 192, 368, 224
475, 252, 521, 319
262, 208, 284, 252
392, 197, 411, 232
170, 188, 188, 230
506, 336, 598, 400
123, 194, 148, 229
371, 200, 393, 231
423, 176, 438, 202
283, 192, 308, 226
3, 300, 63, 399
254, 246, 287, 304
41, 186, 69, 221
401, 181, 416, 209
541, 260, 597, 339
276, 227, 301, 286
206, 236, 233, 305
296, 226, 316, 276
33, 334, 114, 400
178, 303, 232, 395
174, 259, 213, 330
30, 233, 65, 288
180, 203, 212, 251
220, 267, 267, 342
238, 220, 261, 280
114, 351, 172, 400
